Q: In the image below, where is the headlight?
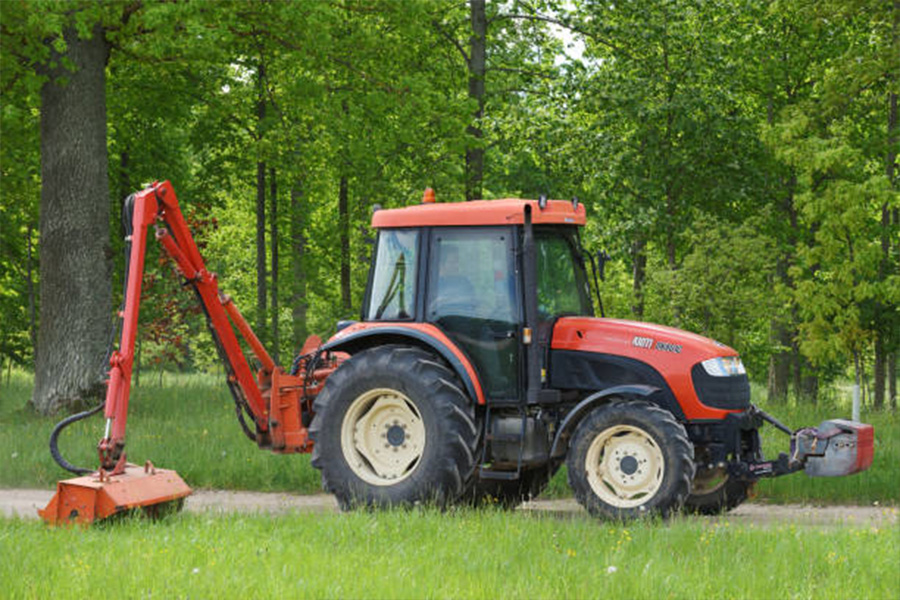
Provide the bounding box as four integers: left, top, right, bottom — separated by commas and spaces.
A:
701, 356, 746, 377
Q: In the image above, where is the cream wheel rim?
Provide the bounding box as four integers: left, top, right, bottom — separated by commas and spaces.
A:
585, 424, 665, 508
340, 388, 426, 486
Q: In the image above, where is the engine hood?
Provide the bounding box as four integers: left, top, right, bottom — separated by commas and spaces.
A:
551, 317, 737, 364
550, 317, 745, 420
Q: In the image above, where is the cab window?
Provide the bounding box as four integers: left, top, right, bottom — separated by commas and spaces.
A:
535, 230, 593, 319
366, 229, 418, 320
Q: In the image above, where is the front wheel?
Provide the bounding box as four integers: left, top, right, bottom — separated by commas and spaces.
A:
309, 345, 478, 509
566, 400, 694, 520
683, 467, 754, 514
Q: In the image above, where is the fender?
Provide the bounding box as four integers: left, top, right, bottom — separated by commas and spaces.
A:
549, 384, 662, 458
321, 322, 486, 405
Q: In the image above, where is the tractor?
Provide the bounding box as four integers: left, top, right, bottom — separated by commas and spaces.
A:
40, 181, 873, 524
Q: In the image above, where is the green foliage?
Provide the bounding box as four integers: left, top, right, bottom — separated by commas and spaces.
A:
0, 0, 896, 399
761, 0, 900, 377
646, 214, 778, 377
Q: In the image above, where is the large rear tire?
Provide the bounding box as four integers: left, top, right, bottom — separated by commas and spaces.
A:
309, 345, 478, 509
567, 400, 694, 520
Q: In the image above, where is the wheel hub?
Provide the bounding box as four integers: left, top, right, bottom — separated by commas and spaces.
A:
620, 455, 639, 475
386, 424, 406, 447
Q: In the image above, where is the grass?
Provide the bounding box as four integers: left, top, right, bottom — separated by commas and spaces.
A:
1, 509, 897, 599
0, 370, 321, 493
1, 369, 898, 505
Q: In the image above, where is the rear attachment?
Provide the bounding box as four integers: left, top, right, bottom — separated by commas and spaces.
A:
39, 462, 191, 525
728, 409, 875, 481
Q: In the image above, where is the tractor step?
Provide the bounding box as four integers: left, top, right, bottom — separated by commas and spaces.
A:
485, 431, 523, 443
478, 468, 520, 481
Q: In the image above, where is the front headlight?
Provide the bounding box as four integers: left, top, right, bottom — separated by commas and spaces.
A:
701, 356, 746, 377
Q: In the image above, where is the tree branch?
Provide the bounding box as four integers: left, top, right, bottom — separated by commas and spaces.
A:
431, 19, 469, 66
488, 65, 555, 80
488, 13, 631, 59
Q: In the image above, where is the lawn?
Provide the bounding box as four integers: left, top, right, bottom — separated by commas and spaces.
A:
1, 370, 898, 505
1, 508, 897, 599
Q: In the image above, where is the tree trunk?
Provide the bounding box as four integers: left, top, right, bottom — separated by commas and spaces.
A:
767, 319, 792, 403
290, 181, 308, 352
767, 253, 793, 403
270, 166, 279, 365
766, 93, 798, 404
134, 337, 141, 388
874, 337, 885, 410
26, 223, 37, 357
852, 351, 862, 421
665, 189, 677, 271
799, 356, 818, 405
119, 150, 130, 204
631, 237, 646, 319
256, 61, 267, 341
465, 0, 486, 201
889, 351, 897, 410
879, 9, 897, 407
339, 175, 352, 313
32, 25, 112, 415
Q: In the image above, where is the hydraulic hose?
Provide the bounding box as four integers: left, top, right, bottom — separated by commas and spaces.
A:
48, 401, 105, 475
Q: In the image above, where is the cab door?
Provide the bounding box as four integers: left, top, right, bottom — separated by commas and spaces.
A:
425, 227, 521, 402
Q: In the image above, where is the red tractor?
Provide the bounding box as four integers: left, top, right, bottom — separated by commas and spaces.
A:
41, 181, 873, 524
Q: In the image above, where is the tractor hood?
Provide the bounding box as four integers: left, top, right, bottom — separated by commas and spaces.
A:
551, 317, 737, 363
551, 317, 744, 420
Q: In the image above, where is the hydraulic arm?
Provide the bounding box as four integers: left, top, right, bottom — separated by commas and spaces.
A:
41, 181, 339, 524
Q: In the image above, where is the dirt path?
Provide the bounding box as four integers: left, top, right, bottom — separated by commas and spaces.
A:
2, 488, 895, 527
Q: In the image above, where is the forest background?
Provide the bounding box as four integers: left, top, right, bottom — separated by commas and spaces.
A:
1, 0, 897, 415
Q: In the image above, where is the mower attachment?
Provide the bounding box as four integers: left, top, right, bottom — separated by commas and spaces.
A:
793, 419, 874, 477
39, 462, 191, 525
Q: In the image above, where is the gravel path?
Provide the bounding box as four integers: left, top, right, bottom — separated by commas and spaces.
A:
2, 488, 896, 527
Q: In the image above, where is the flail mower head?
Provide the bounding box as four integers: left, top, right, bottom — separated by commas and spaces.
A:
39, 462, 191, 525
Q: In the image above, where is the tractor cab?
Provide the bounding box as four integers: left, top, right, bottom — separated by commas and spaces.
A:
362, 194, 591, 404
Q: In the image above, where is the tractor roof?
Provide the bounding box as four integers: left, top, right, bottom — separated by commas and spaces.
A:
371, 198, 586, 229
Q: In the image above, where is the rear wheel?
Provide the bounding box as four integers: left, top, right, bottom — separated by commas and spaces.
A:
567, 400, 694, 520
310, 345, 478, 509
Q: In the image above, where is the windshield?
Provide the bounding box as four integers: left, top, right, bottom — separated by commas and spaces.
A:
535, 229, 593, 319
366, 229, 418, 320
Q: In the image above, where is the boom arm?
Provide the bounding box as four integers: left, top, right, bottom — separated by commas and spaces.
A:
98, 181, 334, 472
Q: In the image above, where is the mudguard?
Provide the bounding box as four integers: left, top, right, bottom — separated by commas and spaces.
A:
321, 322, 486, 405
549, 384, 662, 458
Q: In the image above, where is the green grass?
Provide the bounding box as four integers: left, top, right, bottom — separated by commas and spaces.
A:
2, 370, 898, 505
1, 509, 896, 599
0, 370, 321, 493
